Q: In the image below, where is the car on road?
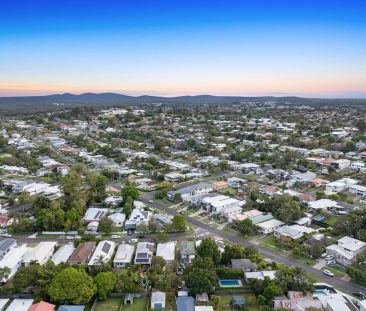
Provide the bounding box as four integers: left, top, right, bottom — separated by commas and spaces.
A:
352, 291, 366, 300
65, 236, 74, 240
74, 235, 81, 239
323, 269, 334, 277
0, 233, 11, 237
149, 200, 154, 204
128, 238, 138, 243
111, 235, 120, 239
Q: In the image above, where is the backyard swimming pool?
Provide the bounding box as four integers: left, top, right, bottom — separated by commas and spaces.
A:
219, 279, 242, 287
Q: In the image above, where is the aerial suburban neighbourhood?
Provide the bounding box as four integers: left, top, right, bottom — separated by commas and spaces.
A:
0, 100, 365, 311
1, 0, 366, 310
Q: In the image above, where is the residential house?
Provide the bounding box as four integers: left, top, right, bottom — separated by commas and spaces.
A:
134, 242, 154, 266
151, 290, 166, 310
167, 183, 213, 202
0, 245, 30, 281
273, 291, 323, 310
113, 244, 135, 268
6, 299, 34, 311
326, 236, 366, 266
67, 242, 96, 265
211, 180, 228, 191
82, 208, 109, 224
88, 240, 116, 267
349, 184, 366, 197
257, 219, 284, 234
231, 259, 257, 272
0, 299, 8, 311
22, 242, 57, 266
274, 226, 304, 240
28, 301, 56, 311
51, 243, 75, 265
108, 213, 126, 228
179, 241, 196, 265
244, 271, 277, 282
0, 238, 16, 260
156, 242, 175, 262
58, 306, 85, 311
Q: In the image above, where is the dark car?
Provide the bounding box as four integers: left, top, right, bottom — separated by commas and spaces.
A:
352, 291, 366, 299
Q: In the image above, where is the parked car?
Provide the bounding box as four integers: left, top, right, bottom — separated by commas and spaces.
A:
65, 236, 74, 240
326, 260, 336, 266
111, 235, 120, 239
0, 233, 11, 237
325, 255, 334, 260
128, 238, 138, 243
352, 291, 366, 300
323, 269, 334, 277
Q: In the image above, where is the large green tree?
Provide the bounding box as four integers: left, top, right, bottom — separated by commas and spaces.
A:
48, 267, 96, 304
95, 271, 117, 301
196, 237, 221, 266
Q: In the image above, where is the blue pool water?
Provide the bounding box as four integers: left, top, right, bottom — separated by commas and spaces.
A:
219, 279, 242, 287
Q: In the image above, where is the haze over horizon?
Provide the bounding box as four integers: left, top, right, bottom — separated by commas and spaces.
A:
1, 0, 366, 98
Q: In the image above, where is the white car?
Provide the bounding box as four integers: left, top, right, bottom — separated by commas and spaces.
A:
326, 260, 336, 266
323, 269, 334, 277
325, 255, 334, 260
111, 235, 120, 239
65, 236, 74, 240
128, 238, 138, 244
0, 233, 11, 237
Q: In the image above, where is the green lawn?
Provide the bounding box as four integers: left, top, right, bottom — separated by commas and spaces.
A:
324, 215, 341, 226
219, 187, 237, 196
122, 297, 148, 311
260, 236, 288, 254
95, 298, 122, 311
217, 294, 258, 311
321, 266, 347, 278
289, 254, 315, 266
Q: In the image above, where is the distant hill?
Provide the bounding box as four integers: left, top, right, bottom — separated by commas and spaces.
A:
0, 92, 365, 113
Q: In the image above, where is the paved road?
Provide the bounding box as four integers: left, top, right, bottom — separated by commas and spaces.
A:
140, 192, 366, 293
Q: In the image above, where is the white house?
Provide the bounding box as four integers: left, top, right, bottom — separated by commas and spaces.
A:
330, 159, 351, 171
113, 244, 135, 268
348, 184, 366, 197
257, 219, 284, 234
22, 242, 57, 266
156, 242, 175, 262
274, 225, 304, 240
51, 243, 75, 265
326, 181, 348, 193
167, 183, 213, 202
0, 245, 30, 281
108, 213, 126, 228
244, 270, 277, 282
308, 199, 338, 211
82, 208, 109, 224
88, 240, 116, 267
326, 236, 366, 266
201, 195, 243, 216
6, 299, 34, 311
104, 195, 123, 206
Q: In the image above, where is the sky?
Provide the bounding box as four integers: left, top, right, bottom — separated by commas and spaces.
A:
0, 0, 366, 98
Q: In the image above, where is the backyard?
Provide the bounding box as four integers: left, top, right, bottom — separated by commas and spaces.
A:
217, 294, 259, 311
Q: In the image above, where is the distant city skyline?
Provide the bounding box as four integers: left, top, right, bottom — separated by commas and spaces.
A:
1, 0, 366, 98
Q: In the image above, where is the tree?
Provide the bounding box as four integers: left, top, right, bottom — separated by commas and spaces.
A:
62, 170, 82, 199
122, 184, 139, 201
115, 269, 141, 293
183, 257, 217, 295
151, 256, 167, 273
275, 266, 314, 292
0, 267, 10, 282
171, 214, 187, 232
95, 271, 117, 301
236, 219, 255, 236
221, 244, 245, 265
196, 237, 221, 266
173, 193, 182, 203
48, 267, 96, 304
123, 196, 133, 217
87, 173, 109, 202
99, 217, 114, 234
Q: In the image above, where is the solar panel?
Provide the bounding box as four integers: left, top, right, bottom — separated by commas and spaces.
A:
95, 211, 101, 219
101, 242, 111, 254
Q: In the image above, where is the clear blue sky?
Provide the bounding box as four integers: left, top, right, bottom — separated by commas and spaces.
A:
1, 0, 366, 97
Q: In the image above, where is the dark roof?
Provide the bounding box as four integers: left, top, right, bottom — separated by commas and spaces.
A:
101, 242, 112, 254
0, 238, 16, 252
68, 242, 96, 263
231, 259, 257, 271
176, 296, 194, 311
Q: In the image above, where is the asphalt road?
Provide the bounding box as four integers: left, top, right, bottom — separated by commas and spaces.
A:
140, 191, 366, 294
